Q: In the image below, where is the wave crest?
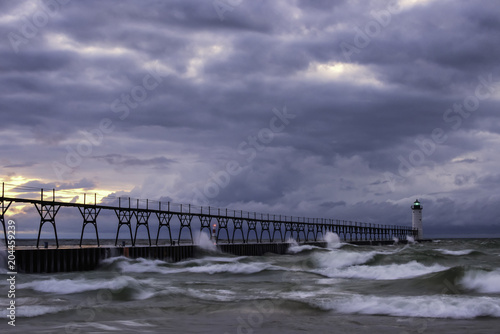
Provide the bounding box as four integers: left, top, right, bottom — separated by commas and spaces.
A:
460, 269, 500, 293
319, 261, 448, 280
317, 294, 500, 319
437, 249, 477, 256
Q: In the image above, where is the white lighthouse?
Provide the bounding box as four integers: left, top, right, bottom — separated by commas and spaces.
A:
411, 199, 423, 240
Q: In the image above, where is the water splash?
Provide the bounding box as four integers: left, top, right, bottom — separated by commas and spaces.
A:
406, 235, 416, 244
392, 237, 399, 245
460, 269, 500, 293
323, 232, 342, 249
286, 237, 299, 247
195, 232, 217, 252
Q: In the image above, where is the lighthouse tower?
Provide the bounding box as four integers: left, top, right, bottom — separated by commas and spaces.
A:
411, 199, 423, 240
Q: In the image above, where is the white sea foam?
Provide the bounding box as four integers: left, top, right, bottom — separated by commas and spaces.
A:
406, 235, 416, 244
319, 261, 448, 280
287, 244, 320, 254
106, 255, 246, 273
323, 232, 343, 249
112, 257, 178, 274
281, 289, 333, 301
115, 257, 277, 275
179, 262, 276, 275
87, 323, 122, 331
101, 255, 129, 265
311, 247, 444, 280
437, 249, 474, 256
313, 249, 378, 269
72, 319, 156, 332
101, 256, 168, 268
286, 237, 321, 253
155, 285, 249, 302
316, 294, 500, 319
176, 256, 247, 266
0, 305, 69, 318
19, 276, 135, 294
116, 320, 156, 328
460, 269, 500, 293
21, 271, 157, 300
186, 288, 239, 302
195, 232, 217, 252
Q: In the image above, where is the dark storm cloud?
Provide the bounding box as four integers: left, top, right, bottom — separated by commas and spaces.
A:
2, 0, 500, 237
11, 178, 96, 192
319, 201, 346, 209
475, 174, 500, 188
3, 162, 37, 168
93, 154, 175, 169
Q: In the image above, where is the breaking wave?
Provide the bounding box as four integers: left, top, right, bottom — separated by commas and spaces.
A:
19, 276, 134, 294
315, 294, 500, 319
317, 261, 448, 280
105, 256, 282, 275
437, 249, 476, 256
460, 269, 500, 293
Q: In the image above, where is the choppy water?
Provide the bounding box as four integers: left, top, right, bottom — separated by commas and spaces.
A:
2, 235, 500, 333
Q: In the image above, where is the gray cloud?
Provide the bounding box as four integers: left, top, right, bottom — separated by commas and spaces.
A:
319, 201, 346, 209
11, 178, 96, 192
2, 0, 500, 238
93, 154, 175, 169
3, 162, 37, 168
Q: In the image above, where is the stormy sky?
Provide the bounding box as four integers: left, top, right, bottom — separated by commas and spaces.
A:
1, 0, 500, 239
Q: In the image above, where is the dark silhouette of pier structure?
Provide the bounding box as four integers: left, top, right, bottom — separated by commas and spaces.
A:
1, 182, 417, 248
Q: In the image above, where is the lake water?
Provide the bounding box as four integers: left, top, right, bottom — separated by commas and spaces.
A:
2, 235, 500, 333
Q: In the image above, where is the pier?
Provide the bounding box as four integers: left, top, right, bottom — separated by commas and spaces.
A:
1, 182, 417, 273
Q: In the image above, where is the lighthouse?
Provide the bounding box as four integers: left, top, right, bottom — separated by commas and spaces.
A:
411, 199, 423, 240
211, 223, 217, 244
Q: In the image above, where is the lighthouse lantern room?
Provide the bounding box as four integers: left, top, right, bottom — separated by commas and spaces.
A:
411, 199, 423, 240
